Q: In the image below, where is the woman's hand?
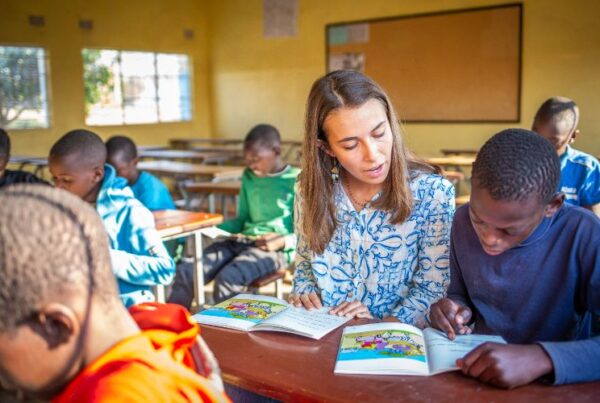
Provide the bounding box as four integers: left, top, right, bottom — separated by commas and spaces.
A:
288, 292, 323, 310
329, 301, 373, 319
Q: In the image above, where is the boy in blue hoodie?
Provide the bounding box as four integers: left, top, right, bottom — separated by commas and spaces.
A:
105, 135, 176, 211
48, 129, 175, 307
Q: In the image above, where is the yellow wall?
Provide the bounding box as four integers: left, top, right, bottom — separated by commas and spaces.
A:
207, 0, 600, 156
0, 0, 212, 156
3, 0, 600, 157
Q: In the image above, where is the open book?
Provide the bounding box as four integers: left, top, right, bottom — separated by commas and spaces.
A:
335, 323, 505, 375
193, 294, 351, 340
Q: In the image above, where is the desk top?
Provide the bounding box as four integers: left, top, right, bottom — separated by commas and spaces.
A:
201, 322, 600, 403
139, 149, 230, 162
170, 138, 244, 149
153, 210, 223, 238
440, 148, 479, 156
426, 156, 476, 167
138, 160, 245, 180
185, 180, 242, 195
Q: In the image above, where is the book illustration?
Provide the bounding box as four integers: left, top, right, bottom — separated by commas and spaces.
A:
201, 297, 288, 323
338, 329, 426, 363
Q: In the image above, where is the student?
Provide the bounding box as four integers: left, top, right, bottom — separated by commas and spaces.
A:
106, 135, 176, 211
532, 96, 600, 216
429, 129, 600, 388
48, 129, 175, 307
289, 70, 455, 326
168, 124, 300, 306
0, 185, 228, 402
0, 128, 47, 188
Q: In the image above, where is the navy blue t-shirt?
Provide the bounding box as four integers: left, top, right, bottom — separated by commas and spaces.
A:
448, 203, 600, 384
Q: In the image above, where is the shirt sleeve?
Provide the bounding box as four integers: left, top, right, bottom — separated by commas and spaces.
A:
110, 204, 176, 286
392, 177, 455, 328
218, 176, 248, 234
580, 159, 600, 206
291, 189, 318, 295
537, 224, 600, 384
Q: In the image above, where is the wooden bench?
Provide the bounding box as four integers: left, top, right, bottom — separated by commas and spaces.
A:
248, 268, 287, 300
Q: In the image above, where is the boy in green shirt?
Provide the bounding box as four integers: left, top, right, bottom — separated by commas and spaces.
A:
168, 125, 300, 306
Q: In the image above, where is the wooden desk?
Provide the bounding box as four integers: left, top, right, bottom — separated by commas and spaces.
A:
440, 148, 479, 156
153, 210, 223, 307
8, 155, 48, 177
138, 160, 245, 181
426, 156, 476, 168
184, 180, 242, 217
170, 137, 244, 149
139, 149, 231, 164
201, 323, 600, 402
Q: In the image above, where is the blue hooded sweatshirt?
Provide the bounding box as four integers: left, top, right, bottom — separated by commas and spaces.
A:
96, 164, 175, 307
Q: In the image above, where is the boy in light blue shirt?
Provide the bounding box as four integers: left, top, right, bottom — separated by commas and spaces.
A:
106, 135, 176, 211
49, 129, 175, 307
532, 96, 600, 217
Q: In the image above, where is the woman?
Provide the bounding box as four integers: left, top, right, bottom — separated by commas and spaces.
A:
290, 70, 455, 327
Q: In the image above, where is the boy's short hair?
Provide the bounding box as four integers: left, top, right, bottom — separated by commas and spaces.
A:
50, 129, 106, 166
0, 128, 9, 161
244, 124, 281, 149
472, 128, 560, 204
534, 96, 579, 132
106, 135, 138, 163
0, 185, 119, 332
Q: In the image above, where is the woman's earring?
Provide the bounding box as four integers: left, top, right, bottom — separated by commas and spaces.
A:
331, 159, 340, 182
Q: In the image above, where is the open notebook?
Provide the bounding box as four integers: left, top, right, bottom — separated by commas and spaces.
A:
193, 294, 350, 340
335, 322, 505, 375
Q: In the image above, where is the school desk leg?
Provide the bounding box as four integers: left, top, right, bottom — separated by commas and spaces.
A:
193, 230, 206, 308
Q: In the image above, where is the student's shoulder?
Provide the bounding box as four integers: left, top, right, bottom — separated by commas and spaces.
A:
556, 203, 600, 232
566, 147, 600, 171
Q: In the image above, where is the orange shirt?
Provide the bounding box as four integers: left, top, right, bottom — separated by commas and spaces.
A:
53, 303, 229, 403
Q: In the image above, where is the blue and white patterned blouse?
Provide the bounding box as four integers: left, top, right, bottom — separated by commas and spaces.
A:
292, 171, 455, 327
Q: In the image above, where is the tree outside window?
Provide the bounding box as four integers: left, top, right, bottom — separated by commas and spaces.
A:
0, 46, 50, 129
82, 49, 192, 126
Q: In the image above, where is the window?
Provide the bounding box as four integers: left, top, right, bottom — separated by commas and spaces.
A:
0, 46, 50, 129
82, 49, 192, 125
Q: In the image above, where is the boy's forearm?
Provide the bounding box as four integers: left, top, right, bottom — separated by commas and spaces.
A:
538, 336, 600, 384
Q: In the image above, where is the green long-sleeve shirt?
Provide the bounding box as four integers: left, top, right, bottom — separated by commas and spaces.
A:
218, 166, 300, 263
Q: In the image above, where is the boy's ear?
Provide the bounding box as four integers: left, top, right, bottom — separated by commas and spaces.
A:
132, 157, 140, 167
92, 165, 104, 184
31, 303, 79, 349
272, 145, 281, 156
316, 139, 335, 158
544, 193, 565, 217
570, 129, 580, 143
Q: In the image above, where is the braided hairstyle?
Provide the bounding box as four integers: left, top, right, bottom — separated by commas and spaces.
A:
0, 184, 119, 332
472, 128, 560, 204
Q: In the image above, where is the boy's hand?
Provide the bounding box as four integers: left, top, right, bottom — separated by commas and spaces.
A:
329, 301, 373, 319
457, 343, 553, 389
429, 298, 472, 340
255, 233, 285, 251
288, 292, 323, 310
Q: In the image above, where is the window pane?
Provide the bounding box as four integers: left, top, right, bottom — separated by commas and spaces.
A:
0, 46, 49, 129
83, 49, 123, 125
83, 49, 192, 126
157, 54, 191, 122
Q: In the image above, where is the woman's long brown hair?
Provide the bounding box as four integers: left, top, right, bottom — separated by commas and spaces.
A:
299, 70, 439, 254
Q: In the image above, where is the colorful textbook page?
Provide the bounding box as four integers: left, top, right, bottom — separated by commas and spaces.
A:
335, 323, 505, 375
193, 294, 351, 339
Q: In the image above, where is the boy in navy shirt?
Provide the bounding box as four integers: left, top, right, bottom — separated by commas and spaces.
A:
532, 96, 600, 217
430, 129, 600, 388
